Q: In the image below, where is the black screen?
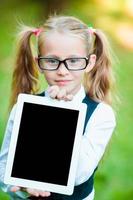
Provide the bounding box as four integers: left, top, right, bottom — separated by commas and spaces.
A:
11, 102, 79, 186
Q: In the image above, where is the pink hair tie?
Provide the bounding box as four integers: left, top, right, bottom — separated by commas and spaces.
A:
33, 28, 43, 37
88, 27, 96, 35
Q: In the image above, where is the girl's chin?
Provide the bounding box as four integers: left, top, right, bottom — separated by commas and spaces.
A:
56, 83, 69, 89
56, 82, 69, 87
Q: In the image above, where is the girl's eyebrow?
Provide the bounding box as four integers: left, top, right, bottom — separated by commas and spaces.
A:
67, 55, 83, 58
44, 55, 60, 59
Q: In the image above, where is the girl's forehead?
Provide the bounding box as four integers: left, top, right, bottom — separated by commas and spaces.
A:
40, 32, 87, 56
43, 31, 85, 45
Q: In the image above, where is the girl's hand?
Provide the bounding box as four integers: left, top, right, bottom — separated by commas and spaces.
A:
10, 186, 51, 197
48, 85, 73, 101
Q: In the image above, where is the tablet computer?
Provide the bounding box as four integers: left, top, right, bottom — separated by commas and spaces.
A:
4, 93, 87, 195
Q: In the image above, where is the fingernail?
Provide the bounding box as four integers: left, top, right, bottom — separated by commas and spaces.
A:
46, 192, 51, 196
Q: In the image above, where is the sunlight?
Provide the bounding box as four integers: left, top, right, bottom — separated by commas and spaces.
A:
116, 23, 133, 50
125, 0, 133, 17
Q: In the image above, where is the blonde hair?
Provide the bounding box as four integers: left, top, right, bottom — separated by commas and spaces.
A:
9, 15, 116, 109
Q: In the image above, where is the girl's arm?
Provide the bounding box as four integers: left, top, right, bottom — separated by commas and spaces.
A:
75, 102, 116, 185
0, 105, 29, 198
0, 105, 16, 183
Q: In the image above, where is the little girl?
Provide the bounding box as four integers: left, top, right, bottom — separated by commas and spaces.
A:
0, 15, 116, 200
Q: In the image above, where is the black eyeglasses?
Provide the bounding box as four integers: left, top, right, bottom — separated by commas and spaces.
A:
37, 56, 89, 71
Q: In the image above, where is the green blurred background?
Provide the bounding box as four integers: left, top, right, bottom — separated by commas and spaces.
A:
0, 0, 133, 199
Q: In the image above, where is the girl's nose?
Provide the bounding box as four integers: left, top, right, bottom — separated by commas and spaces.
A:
57, 63, 69, 75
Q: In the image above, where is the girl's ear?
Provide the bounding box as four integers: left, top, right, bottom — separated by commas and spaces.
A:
85, 54, 96, 73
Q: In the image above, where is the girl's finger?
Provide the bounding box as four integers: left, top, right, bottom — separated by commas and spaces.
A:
48, 85, 59, 93
10, 186, 21, 192
49, 90, 59, 98
39, 191, 51, 197
48, 85, 60, 98
26, 188, 39, 197
26, 188, 51, 197
57, 88, 67, 99
65, 94, 73, 101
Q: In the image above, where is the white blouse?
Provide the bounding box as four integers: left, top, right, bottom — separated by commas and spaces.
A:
0, 86, 116, 200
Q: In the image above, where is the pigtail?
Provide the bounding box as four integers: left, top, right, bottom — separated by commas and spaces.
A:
85, 29, 115, 105
9, 26, 39, 110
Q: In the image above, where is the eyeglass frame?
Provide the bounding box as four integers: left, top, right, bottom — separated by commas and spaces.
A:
37, 56, 90, 71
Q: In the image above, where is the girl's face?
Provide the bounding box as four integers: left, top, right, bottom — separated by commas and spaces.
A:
40, 32, 89, 95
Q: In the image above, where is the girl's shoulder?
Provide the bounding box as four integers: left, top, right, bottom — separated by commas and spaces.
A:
98, 101, 115, 114
90, 101, 116, 125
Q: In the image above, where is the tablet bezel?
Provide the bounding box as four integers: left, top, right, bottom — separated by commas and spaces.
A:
4, 93, 87, 195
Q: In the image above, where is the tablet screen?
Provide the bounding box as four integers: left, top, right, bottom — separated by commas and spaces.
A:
11, 102, 79, 186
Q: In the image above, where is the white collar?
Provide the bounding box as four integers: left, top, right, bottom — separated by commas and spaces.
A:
71, 86, 86, 104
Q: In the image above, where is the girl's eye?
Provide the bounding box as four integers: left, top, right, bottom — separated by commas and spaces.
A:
47, 59, 58, 64
67, 58, 81, 66
43, 58, 59, 66
69, 58, 79, 63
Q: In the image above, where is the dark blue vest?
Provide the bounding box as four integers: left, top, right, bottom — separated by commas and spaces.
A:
29, 93, 99, 200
